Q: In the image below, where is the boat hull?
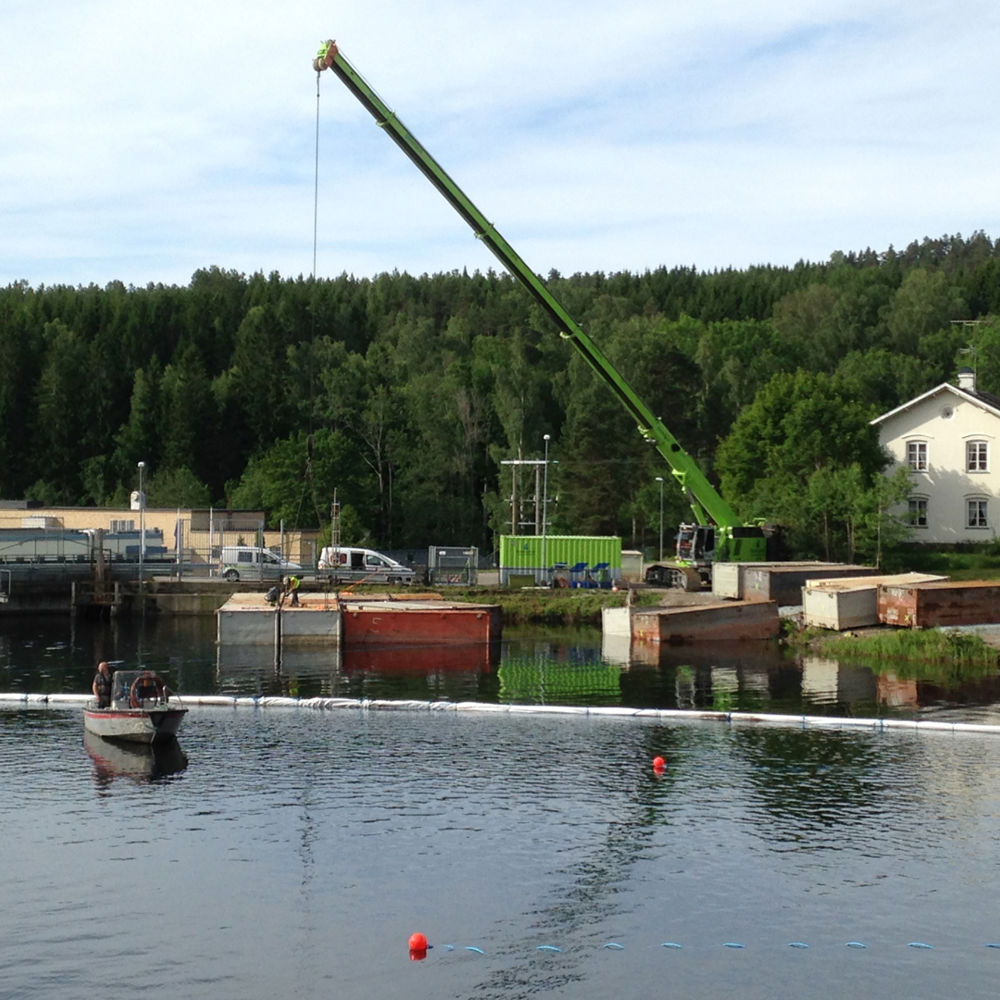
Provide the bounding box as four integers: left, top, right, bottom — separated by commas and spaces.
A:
83, 706, 187, 744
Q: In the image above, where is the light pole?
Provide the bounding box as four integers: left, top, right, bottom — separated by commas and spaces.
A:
137, 461, 146, 584
541, 434, 551, 584
655, 476, 664, 561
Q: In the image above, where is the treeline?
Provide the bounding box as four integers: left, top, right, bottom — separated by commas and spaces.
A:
3, 230, 1000, 560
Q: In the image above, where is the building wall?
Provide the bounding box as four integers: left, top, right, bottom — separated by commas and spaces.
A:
877, 390, 1000, 544
0, 506, 319, 568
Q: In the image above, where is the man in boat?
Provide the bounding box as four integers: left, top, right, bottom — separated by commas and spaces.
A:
92, 661, 112, 708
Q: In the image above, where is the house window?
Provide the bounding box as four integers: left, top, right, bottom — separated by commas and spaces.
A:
908, 498, 928, 528
967, 440, 989, 472
966, 499, 989, 529
907, 441, 928, 471
109, 519, 135, 533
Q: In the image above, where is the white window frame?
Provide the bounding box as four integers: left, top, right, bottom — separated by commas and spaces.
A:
966, 498, 989, 529
967, 440, 989, 472
906, 440, 928, 472
908, 497, 928, 528
109, 519, 136, 533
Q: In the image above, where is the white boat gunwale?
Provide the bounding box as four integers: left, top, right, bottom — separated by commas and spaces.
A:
83, 669, 187, 745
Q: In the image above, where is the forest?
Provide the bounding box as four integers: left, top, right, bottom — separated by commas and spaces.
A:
3, 230, 1000, 563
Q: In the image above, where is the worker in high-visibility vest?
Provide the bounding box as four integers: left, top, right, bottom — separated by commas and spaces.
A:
286, 574, 301, 607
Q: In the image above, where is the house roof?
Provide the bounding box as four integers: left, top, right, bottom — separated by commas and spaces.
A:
870, 381, 1000, 426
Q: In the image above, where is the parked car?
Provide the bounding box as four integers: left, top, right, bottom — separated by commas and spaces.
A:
220, 545, 303, 582
317, 546, 414, 585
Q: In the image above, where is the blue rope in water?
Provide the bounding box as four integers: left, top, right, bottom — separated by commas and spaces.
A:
426, 937, 1000, 955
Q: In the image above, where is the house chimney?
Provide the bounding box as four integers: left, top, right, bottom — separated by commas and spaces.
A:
957, 366, 977, 393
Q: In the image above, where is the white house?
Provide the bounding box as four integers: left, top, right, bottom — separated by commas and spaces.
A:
871, 367, 1000, 544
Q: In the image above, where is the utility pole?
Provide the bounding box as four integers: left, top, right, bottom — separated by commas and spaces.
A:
656, 476, 664, 561
136, 461, 146, 613
541, 434, 551, 584
500, 457, 549, 536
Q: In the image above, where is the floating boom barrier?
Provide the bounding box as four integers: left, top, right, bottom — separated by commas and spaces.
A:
2, 691, 1000, 735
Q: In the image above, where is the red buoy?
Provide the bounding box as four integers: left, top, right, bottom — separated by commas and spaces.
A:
652, 756, 666, 772
408, 932, 428, 959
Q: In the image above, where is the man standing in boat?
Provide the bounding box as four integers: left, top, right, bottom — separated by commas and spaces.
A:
92, 661, 112, 708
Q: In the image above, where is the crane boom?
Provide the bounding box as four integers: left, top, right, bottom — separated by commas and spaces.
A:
314, 40, 766, 566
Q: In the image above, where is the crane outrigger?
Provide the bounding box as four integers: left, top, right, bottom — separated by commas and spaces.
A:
313, 39, 771, 588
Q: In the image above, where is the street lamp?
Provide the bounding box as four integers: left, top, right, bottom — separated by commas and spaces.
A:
541, 434, 551, 584
655, 476, 664, 561
137, 461, 146, 582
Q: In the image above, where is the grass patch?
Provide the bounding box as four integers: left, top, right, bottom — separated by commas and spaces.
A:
889, 547, 1000, 580
803, 627, 998, 683
436, 586, 660, 625
818, 627, 993, 662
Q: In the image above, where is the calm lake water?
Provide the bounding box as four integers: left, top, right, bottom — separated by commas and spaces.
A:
4, 614, 1000, 720
3, 617, 1000, 999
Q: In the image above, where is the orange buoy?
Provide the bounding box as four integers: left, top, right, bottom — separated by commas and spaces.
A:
652, 756, 666, 772
409, 931, 428, 959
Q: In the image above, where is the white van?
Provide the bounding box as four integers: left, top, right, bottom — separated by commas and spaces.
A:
220, 546, 303, 582
317, 546, 414, 585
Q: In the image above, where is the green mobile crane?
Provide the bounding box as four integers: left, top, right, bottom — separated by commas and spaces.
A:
313, 39, 771, 588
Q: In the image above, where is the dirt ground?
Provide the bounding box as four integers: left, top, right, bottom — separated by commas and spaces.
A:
641, 587, 723, 608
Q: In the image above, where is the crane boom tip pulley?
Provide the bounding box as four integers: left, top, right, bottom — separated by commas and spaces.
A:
313, 39, 338, 73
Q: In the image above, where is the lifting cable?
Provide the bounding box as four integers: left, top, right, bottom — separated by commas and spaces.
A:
312, 67, 322, 281
305, 70, 330, 532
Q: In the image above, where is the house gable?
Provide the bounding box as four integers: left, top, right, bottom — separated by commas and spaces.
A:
872, 374, 1000, 544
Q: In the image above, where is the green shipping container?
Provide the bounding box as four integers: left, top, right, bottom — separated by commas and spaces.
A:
499, 535, 621, 586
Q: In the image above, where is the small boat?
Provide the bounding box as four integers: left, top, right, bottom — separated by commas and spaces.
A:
83, 669, 187, 744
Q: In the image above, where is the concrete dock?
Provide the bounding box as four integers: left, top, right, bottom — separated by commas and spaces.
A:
216, 592, 502, 646
879, 579, 1000, 628
217, 593, 342, 645
603, 599, 781, 646
712, 562, 881, 604
802, 573, 948, 630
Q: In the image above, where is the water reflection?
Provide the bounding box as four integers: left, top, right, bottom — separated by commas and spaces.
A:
215, 640, 502, 702
83, 729, 188, 790
2, 616, 1000, 720
735, 726, 887, 829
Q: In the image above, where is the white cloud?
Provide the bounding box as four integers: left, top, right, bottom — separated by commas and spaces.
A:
1, 0, 998, 288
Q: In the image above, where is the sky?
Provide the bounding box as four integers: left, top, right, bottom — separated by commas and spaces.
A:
3, 0, 999, 289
